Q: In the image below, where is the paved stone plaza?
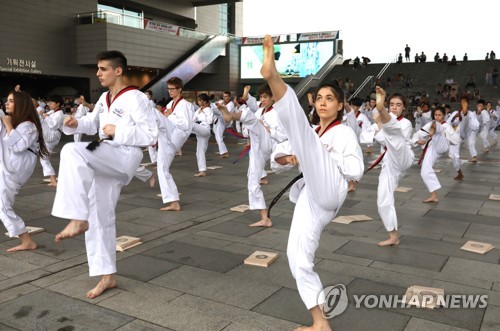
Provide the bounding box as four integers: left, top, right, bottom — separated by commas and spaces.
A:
0, 133, 500, 331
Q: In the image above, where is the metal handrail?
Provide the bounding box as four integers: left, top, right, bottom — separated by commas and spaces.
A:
348, 76, 373, 101
294, 53, 343, 99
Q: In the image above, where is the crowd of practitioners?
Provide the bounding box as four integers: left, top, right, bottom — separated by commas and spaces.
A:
1, 42, 500, 330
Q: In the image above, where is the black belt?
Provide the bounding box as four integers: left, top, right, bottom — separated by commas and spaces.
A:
267, 173, 303, 218
86, 137, 112, 151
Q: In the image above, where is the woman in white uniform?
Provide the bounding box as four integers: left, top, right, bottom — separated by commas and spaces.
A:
262, 35, 363, 331
39, 94, 65, 186
413, 107, 458, 203
372, 88, 414, 247
446, 98, 467, 180
192, 93, 214, 177
1, 91, 49, 252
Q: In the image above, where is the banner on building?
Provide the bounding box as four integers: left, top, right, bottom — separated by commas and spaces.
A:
144, 19, 180, 36
298, 31, 339, 41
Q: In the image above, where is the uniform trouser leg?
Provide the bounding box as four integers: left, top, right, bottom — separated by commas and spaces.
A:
193, 124, 210, 172
52, 142, 140, 276
85, 175, 121, 276
377, 169, 400, 231
74, 133, 82, 142
489, 127, 497, 141
157, 142, 179, 203
449, 143, 462, 171
468, 131, 477, 157
134, 166, 153, 183
421, 146, 441, 192
214, 121, 228, 155
287, 187, 335, 309
247, 151, 267, 210
148, 145, 157, 163
0, 173, 26, 237
480, 126, 490, 148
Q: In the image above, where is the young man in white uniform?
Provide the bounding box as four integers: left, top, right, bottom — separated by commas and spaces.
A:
51, 50, 158, 299
218, 84, 287, 227
212, 91, 235, 158
155, 77, 193, 211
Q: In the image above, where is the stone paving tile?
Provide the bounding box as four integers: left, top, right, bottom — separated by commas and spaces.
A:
480, 305, 500, 331
170, 293, 301, 330
99, 291, 231, 330
115, 319, 173, 331
143, 241, 247, 273
424, 209, 499, 226
463, 223, 500, 244
335, 241, 449, 272
206, 221, 266, 238
30, 265, 88, 288
150, 264, 280, 310
445, 191, 488, 201
0, 289, 133, 330
116, 254, 181, 282
395, 235, 500, 263
348, 278, 485, 331
0, 284, 39, 305
47, 273, 123, 304
404, 317, 470, 331
440, 257, 500, 283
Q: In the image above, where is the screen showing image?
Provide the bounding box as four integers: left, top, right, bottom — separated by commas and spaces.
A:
240, 41, 334, 79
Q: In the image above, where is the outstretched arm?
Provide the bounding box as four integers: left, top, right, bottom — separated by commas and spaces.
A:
260, 35, 287, 103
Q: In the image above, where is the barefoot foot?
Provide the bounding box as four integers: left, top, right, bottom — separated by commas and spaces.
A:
219, 152, 229, 158
348, 181, 357, 192
149, 175, 155, 188
194, 171, 207, 177
423, 197, 439, 203
454, 170, 464, 180
377, 238, 400, 247
86, 275, 116, 299
260, 177, 269, 185
160, 201, 181, 211
55, 220, 89, 242
249, 218, 272, 227
7, 233, 37, 252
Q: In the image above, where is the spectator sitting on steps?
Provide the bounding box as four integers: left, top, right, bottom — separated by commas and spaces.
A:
442, 53, 448, 62
414, 53, 419, 63
434, 52, 441, 62
419, 52, 427, 62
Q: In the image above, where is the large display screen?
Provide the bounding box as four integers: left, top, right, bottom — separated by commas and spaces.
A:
240, 41, 335, 79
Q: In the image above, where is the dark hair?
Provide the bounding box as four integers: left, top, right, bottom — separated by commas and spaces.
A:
197, 93, 210, 104
96, 50, 127, 70
477, 99, 485, 105
146, 89, 153, 96
444, 104, 451, 109
460, 95, 469, 102
48, 95, 64, 107
388, 93, 407, 108
223, 91, 231, 96
350, 97, 363, 107
311, 83, 345, 125
257, 83, 272, 97
166, 77, 183, 89
9, 91, 49, 158
431, 106, 446, 120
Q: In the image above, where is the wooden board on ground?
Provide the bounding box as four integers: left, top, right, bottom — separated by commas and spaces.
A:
230, 204, 250, 212
396, 187, 413, 193
244, 251, 279, 267
433, 168, 442, 173
266, 170, 274, 174
489, 194, 500, 201
460, 240, 494, 254
332, 215, 373, 224
116, 236, 142, 252
140, 162, 155, 167
404, 285, 445, 309
42, 178, 57, 183
207, 166, 223, 170
5, 226, 44, 238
